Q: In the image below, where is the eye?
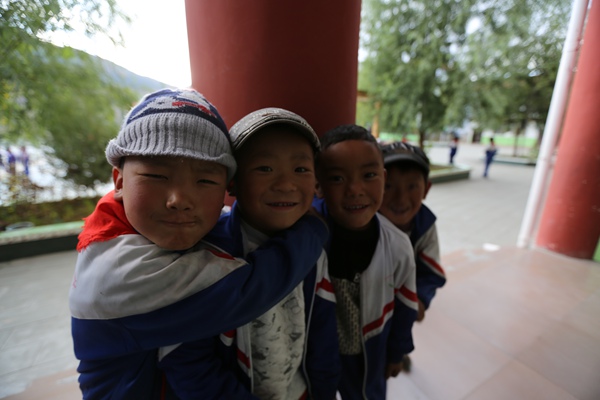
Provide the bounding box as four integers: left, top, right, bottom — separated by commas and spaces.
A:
255, 166, 272, 172
295, 166, 312, 173
365, 172, 377, 179
198, 178, 218, 185
141, 173, 167, 179
327, 175, 343, 183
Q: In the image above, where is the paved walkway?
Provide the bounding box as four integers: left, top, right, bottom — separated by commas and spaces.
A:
0, 144, 600, 400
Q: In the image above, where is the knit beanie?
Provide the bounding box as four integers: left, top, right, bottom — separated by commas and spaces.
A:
106, 88, 236, 181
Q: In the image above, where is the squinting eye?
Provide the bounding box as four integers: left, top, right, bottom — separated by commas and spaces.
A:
198, 179, 218, 185
256, 166, 272, 172
142, 173, 166, 179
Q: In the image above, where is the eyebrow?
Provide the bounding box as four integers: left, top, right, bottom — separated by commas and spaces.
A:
323, 161, 381, 171
194, 163, 226, 174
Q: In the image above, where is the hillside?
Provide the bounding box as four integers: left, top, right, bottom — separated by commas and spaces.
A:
98, 56, 171, 94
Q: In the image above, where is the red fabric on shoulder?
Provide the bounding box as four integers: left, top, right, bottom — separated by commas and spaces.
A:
77, 191, 137, 251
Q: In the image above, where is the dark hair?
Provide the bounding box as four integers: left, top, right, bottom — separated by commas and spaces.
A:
319, 124, 378, 151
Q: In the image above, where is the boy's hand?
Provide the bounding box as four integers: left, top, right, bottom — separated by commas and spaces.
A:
385, 362, 403, 379
417, 299, 426, 322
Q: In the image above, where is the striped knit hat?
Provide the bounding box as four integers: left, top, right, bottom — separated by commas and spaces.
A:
106, 88, 236, 181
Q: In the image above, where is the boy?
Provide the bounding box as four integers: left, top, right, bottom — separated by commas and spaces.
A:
378, 141, 446, 323
312, 124, 417, 400
160, 108, 340, 399
69, 89, 329, 399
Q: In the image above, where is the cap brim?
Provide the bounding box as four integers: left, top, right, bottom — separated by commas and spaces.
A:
230, 108, 320, 152
384, 153, 430, 172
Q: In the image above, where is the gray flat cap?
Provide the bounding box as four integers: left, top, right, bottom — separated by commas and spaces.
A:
229, 107, 320, 152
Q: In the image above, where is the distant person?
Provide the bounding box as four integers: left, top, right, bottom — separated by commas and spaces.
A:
483, 137, 498, 178
449, 135, 459, 164
20, 145, 30, 176
69, 88, 329, 399
6, 147, 16, 175
313, 124, 417, 399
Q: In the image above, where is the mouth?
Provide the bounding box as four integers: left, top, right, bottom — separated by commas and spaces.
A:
343, 204, 369, 212
391, 206, 410, 214
161, 220, 198, 227
267, 202, 298, 207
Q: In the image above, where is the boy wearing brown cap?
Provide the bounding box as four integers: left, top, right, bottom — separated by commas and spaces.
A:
379, 142, 447, 325
69, 90, 329, 399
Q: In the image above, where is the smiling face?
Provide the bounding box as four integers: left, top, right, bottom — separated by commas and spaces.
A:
379, 165, 431, 232
317, 139, 386, 231
232, 127, 316, 235
113, 155, 228, 250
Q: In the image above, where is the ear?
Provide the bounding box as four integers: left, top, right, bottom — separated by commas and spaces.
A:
112, 167, 124, 202
423, 180, 432, 200
227, 180, 237, 197
315, 181, 325, 199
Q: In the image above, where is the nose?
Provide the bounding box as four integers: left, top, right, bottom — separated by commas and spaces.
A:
166, 186, 193, 211
345, 178, 364, 197
390, 188, 406, 204
272, 173, 296, 193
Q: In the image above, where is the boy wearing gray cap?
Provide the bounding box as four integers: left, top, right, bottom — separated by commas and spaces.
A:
69, 90, 329, 399
160, 108, 340, 399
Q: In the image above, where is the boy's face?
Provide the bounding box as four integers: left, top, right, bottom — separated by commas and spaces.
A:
233, 128, 316, 235
379, 166, 431, 232
113, 156, 228, 251
317, 140, 386, 231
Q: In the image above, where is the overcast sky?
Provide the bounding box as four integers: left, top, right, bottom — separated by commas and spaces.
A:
48, 0, 192, 87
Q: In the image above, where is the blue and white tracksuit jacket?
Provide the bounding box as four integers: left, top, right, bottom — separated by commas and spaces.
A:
313, 198, 418, 400
159, 203, 340, 399
410, 205, 446, 309
68, 195, 328, 400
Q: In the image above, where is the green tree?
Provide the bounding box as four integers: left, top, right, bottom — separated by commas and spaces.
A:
1, 0, 136, 188
360, 0, 570, 152
360, 0, 476, 147
449, 0, 570, 153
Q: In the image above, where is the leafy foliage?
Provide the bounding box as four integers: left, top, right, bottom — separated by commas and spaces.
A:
1, 0, 137, 188
360, 0, 476, 146
450, 0, 571, 135
359, 0, 571, 145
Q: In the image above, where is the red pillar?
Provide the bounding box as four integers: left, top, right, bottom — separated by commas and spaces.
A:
184, 0, 362, 137
535, 1, 600, 259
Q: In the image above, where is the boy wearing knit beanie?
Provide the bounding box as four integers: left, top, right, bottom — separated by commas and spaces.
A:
69, 89, 329, 399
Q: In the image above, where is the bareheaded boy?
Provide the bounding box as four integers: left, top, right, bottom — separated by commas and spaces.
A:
69, 90, 329, 399
312, 124, 417, 400
378, 141, 447, 322
195, 108, 340, 399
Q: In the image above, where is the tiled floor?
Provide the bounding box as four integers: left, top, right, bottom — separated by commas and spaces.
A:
387, 247, 600, 400
1, 143, 599, 399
